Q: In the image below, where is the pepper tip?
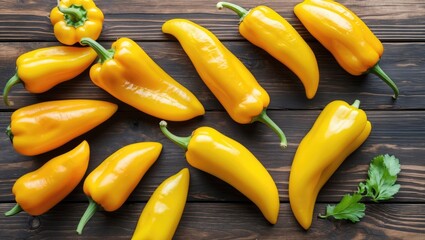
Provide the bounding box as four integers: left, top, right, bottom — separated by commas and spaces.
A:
159, 120, 168, 127
280, 142, 287, 149
216, 2, 224, 10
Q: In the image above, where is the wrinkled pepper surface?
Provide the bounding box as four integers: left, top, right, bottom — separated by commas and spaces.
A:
160, 121, 279, 224
7, 99, 117, 156
294, 0, 399, 99
217, 1, 319, 99
5, 140, 90, 217
289, 99, 371, 230
3, 46, 97, 106
80, 37, 205, 121
162, 19, 287, 148
77, 142, 162, 235
132, 168, 189, 240
50, 0, 104, 45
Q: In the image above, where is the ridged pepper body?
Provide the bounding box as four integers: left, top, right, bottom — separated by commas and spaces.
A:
80, 37, 205, 122
5, 141, 90, 216
289, 99, 371, 230
77, 142, 162, 235
3, 46, 97, 105
217, 2, 319, 99
162, 19, 287, 148
50, 0, 104, 45
8, 99, 117, 156
294, 0, 399, 98
132, 168, 189, 240
160, 121, 279, 224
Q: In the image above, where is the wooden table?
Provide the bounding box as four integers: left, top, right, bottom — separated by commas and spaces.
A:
1, 0, 424, 239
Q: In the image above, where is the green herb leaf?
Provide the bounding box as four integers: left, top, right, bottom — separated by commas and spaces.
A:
319, 193, 365, 222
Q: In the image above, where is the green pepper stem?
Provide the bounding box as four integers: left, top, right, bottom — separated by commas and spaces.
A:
80, 37, 114, 63
3, 73, 21, 106
5, 203, 22, 216
159, 121, 191, 151
6, 124, 13, 142
368, 63, 399, 99
58, 6, 84, 21
76, 197, 98, 235
352, 99, 361, 109
253, 109, 287, 149
216, 2, 249, 20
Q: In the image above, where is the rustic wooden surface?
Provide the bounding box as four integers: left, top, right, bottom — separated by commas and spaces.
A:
1, 0, 424, 239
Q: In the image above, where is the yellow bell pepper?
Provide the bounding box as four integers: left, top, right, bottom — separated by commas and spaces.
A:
50, 0, 104, 45
80, 37, 205, 122
159, 121, 279, 224
217, 1, 319, 99
294, 0, 399, 99
7, 99, 117, 156
132, 168, 190, 240
5, 140, 90, 217
289, 99, 372, 230
3, 46, 97, 106
162, 19, 287, 148
76, 142, 162, 235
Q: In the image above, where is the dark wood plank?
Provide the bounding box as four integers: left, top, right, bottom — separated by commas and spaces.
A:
1, 110, 423, 203
0, 0, 424, 41
0, 203, 424, 239
1, 42, 424, 111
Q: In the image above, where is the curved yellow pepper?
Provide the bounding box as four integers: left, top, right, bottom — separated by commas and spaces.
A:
162, 18, 287, 148
80, 37, 205, 122
289, 99, 372, 230
5, 140, 90, 217
217, 2, 319, 99
294, 0, 399, 99
3, 46, 97, 106
76, 142, 162, 235
132, 168, 190, 240
160, 121, 279, 224
7, 99, 117, 156
50, 0, 104, 45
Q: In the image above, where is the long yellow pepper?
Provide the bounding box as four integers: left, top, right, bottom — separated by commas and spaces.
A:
5, 141, 90, 217
294, 0, 399, 99
162, 19, 287, 148
132, 168, 190, 240
160, 121, 279, 224
80, 37, 205, 122
3, 46, 97, 106
289, 99, 371, 230
217, 1, 319, 99
7, 99, 117, 156
76, 142, 162, 235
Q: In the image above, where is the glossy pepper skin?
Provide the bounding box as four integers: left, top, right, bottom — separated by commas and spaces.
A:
7, 99, 117, 156
132, 168, 189, 240
162, 19, 287, 148
160, 121, 279, 224
80, 37, 205, 122
289, 99, 371, 230
3, 46, 97, 106
76, 142, 162, 235
217, 2, 319, 99
294, 0, 399, 99
50, 0, 104, 45
5, 140, 90, 217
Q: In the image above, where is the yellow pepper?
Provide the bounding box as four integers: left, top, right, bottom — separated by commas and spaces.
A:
162, 19, 287, 148
80, 37, 205, 122
217, 2, 319, 99
132, 168, 190, 240
159, 121, 279, 224
5, 140, 90, 217
289, 99, 372, 230
7, 99, 117, 156
294, 0, 399, 99
76, 142, 162, 235
50, 0, 104, 45
3, 46, 97, 106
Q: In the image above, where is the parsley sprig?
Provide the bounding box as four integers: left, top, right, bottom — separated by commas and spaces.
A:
319, 154, 401, 222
